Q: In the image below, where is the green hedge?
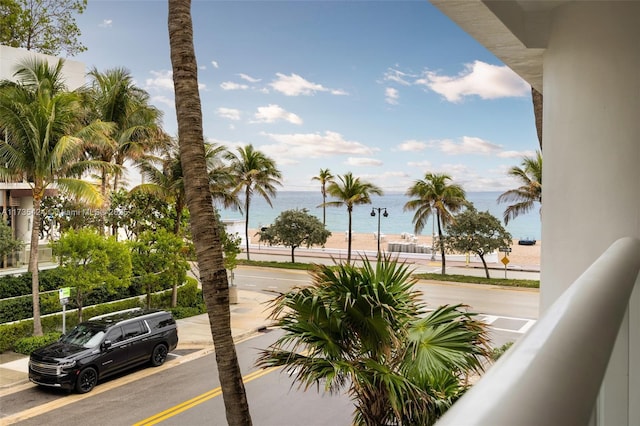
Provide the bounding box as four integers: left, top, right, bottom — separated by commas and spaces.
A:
0, 298, 143, 353
0, 280, 205, 353
0, 267, 176, 323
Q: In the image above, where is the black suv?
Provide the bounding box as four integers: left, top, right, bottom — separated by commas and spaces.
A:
29, 309, 178, 393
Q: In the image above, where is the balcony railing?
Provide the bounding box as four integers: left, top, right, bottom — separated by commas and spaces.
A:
437, 237, 640, 426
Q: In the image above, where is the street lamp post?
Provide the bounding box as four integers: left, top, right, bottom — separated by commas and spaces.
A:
370, 207, 388, 258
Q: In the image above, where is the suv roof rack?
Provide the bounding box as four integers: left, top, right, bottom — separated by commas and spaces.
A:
88, 307, 145, 322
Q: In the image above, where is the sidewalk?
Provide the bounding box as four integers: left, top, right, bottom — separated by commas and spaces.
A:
0, 289, 275, 391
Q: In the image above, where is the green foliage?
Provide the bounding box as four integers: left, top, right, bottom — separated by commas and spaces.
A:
108, 189, 174, 240
40, 195, 102, 238
324, 172, 383, 263
225, 144, 283, 260
257, 256, 491, 425
259, 209, 331, 262
405, 172, 467, 275
490, 341, 514, 361
129, 228, 189, 308
51, 229, 132, 320
149, 279, 202, 309
497, 150, 543, 225
0, 0, 87, 56
13, 331, 62, 355
413, 272, 539, 288
444, 204, 512, 279
0, 219, 23, 259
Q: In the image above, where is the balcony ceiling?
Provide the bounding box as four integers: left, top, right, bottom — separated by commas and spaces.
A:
429, 1, 570, 92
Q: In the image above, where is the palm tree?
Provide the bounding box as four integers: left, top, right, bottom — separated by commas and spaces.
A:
0, 58, 109, 335
168, 1, 252, 423
404, 172, 466, 275
257, 256, 491, 425
497, 150, 542, 224
135, 138, 236, 235
83, 66, 165, 194
312, 168, 334, 226
226, 144, 282, 261
325, 172, 382, 263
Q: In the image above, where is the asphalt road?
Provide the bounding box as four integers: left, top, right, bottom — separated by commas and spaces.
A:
5, 324, 523, 426
3, 267, 538, 425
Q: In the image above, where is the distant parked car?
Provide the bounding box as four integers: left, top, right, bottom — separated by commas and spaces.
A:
29, 309, 178, 393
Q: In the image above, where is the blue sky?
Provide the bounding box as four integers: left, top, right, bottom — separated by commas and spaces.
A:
73, 0, 538, 193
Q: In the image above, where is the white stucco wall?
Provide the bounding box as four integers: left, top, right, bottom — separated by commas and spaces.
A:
540, 2, 640, 308
0, 45, 85, 89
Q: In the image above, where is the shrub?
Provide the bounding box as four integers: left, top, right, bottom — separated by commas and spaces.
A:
13, 332, 62, 355
490, 341, 514, 361
169, 305, 206, 319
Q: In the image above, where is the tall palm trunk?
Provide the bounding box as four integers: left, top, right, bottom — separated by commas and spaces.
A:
244, 187, 251, 261
321, 188, 326, 226
347, 206, 353, 264
29, 186, 44, 336
532, 87, 543, 151
436, 211, 446, 275
168, 1, 252, 424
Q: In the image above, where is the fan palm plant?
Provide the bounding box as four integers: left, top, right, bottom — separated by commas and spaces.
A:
257, 256, 490, 425
324, 172, 383, 263
497, 150, 542, 224
404, 172, 466, 275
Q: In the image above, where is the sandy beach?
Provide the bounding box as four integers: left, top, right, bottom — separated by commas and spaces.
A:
250, 229, 541, 269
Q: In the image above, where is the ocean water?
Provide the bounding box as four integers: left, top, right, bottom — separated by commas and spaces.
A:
218, 191, 541, 241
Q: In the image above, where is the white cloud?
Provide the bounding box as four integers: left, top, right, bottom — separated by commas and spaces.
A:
383, 68, 415, 86
397, 139, 427, 152
269, 73, 347, 96
253, 104, 302, 125
150, 95, 173, 108
99, 19, 112, 28
437, 136, 502, 155
498, 149, 537, 159
220, 81, 249, 91
238, 73, 261, 83
261, 131, 375, 159
346, 157, 383, 167
385, 87, 399, 105
145, 70, 174, 91
216, 107, 241, 121
211, 60, 219, 69
407, 160, 432, 168
415, 61, 530, 102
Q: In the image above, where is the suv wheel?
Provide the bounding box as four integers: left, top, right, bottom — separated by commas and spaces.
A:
76, 367, 98, 393
151, 344, 168, 367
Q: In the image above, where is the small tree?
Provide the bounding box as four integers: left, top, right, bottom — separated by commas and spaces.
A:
222, 229, 241, 285
0, 0, 87, 56
51, 229, 131, 321
444, 205, 512, 278
259, 209, 331, 263
129, 229, 189, 309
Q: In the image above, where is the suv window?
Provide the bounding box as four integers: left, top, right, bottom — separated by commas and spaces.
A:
122, 321, 146, 340
106, 326, 124, 343
147, 314, 175, 331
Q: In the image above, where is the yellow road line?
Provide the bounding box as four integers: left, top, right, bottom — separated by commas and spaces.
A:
133, 366, 280, 426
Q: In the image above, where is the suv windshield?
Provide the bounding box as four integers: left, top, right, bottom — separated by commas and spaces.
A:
60, 324, 106, 348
